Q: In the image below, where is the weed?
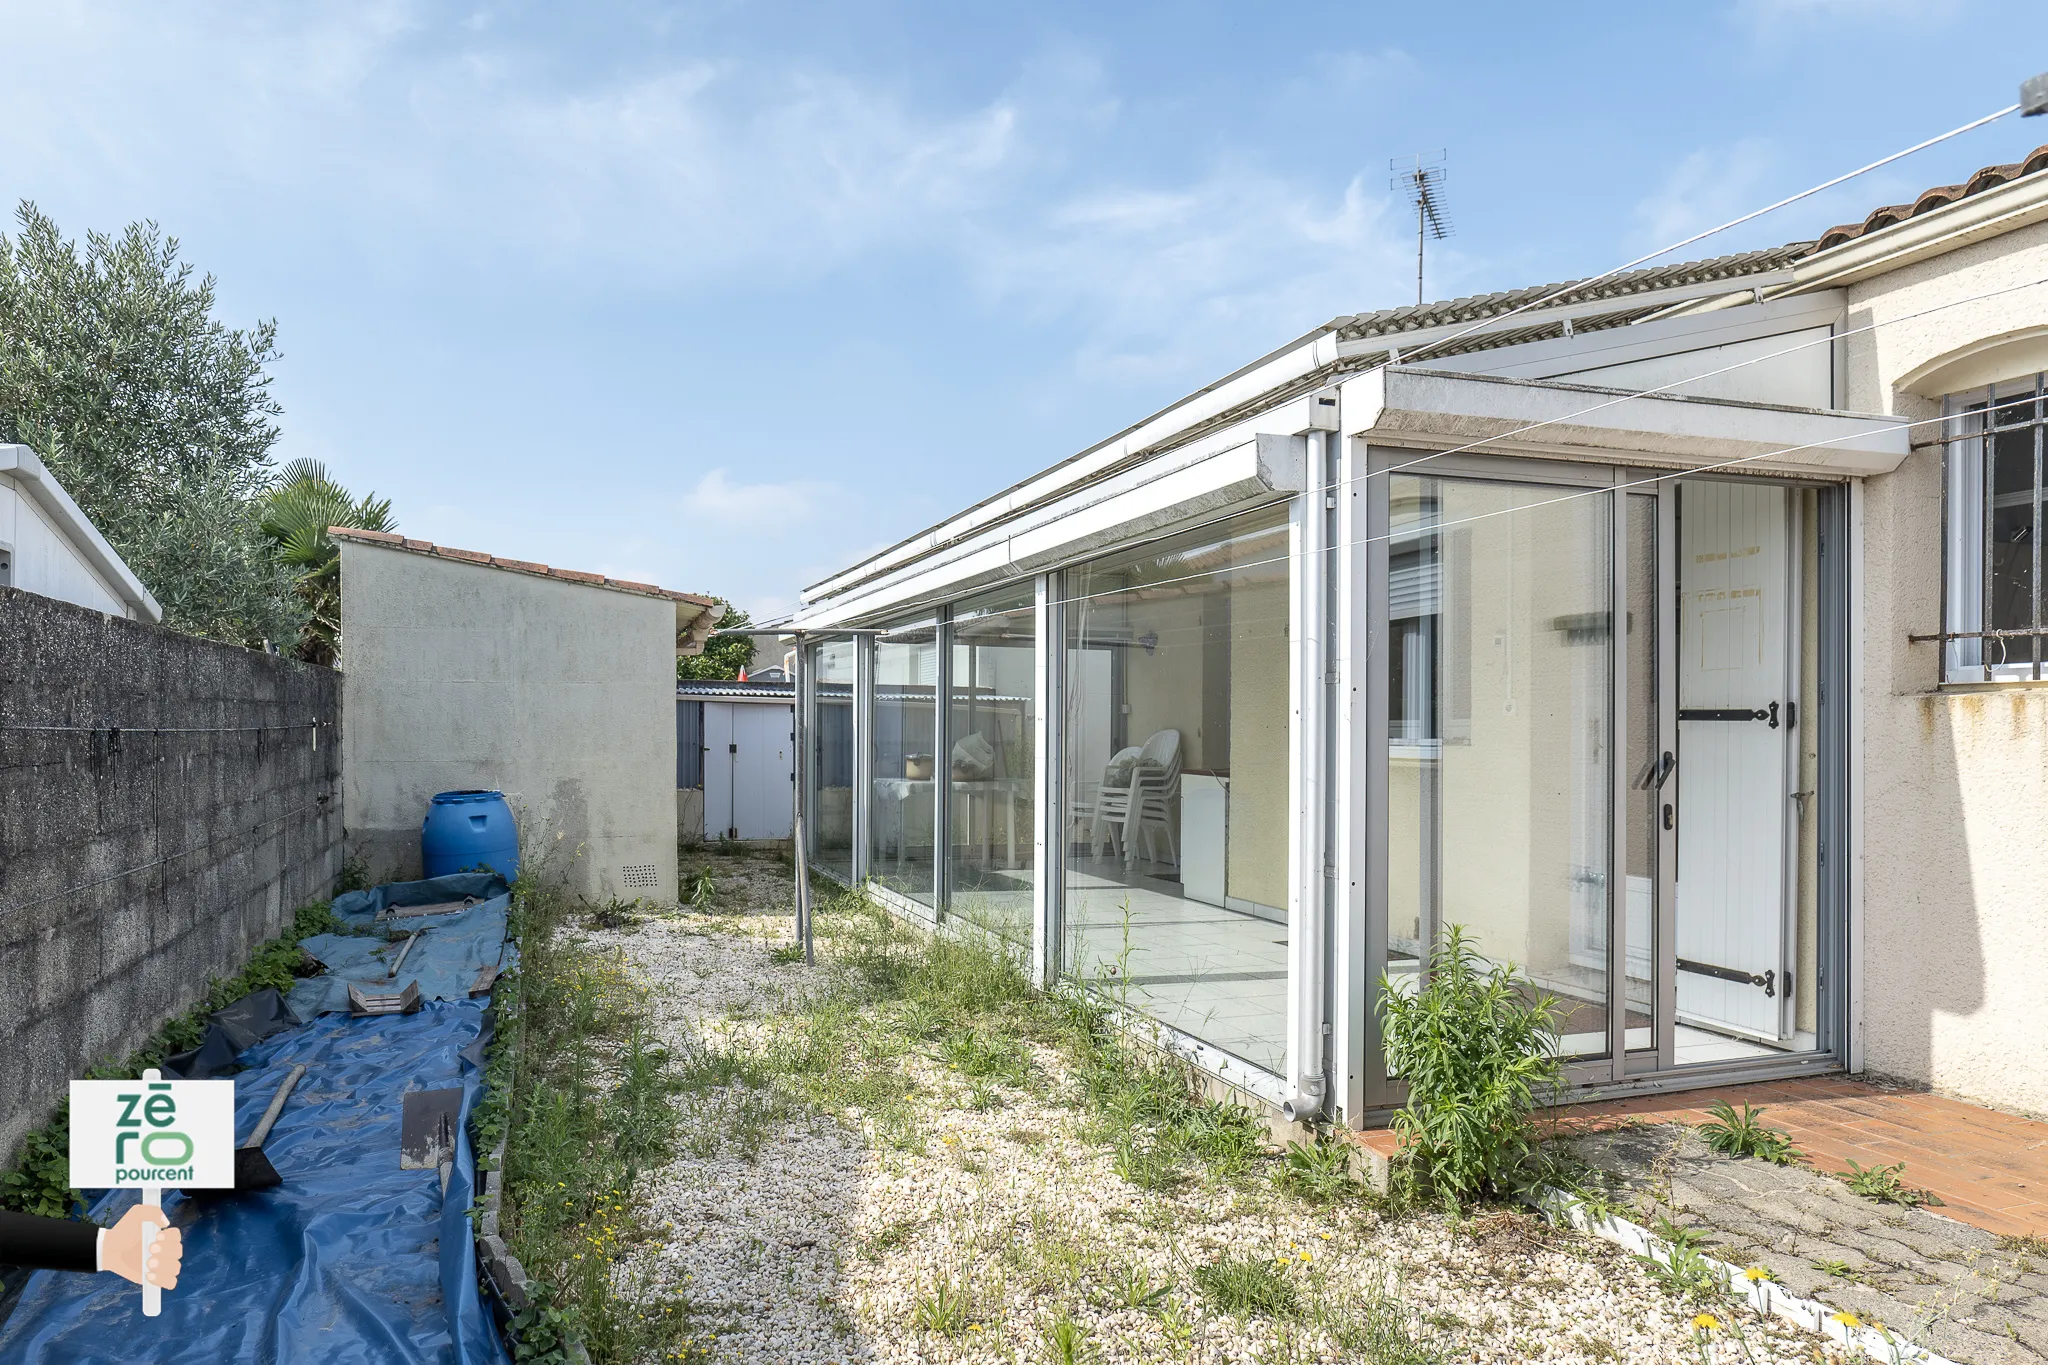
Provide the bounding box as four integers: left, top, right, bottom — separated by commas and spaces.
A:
335, 854, 373, 895
1997, 1233, 2048, 1257
1696, 1101, 1802, 1165
911, 1273, 973, 1336
1103, 1263, 1172, 1311
1639, 1241, 1729, 1303
1377, 925, 1563, 1206
1814, 1257, 1859, 1280
767, 942, 805, 965
1308, 1274, 1445, 1364
1193, 1255, 1301, 1319
939, 1025, 1031, 1085
1650, 1215, 1711, 1255
1275, 1136, 1359, 1203
1039, 1305, 1094, 1364
498, 873, 702, 1364
1841, 1159, 1942, 1208
585, 897, 644, 931
683, 867, 718, 910
863, 1217, 920, 1260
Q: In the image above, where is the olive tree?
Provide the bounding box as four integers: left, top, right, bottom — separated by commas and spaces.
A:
0, 202, 303, 646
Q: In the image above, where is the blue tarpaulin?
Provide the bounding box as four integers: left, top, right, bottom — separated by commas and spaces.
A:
286, 874, 513, 1020
0, 876, 515, 1365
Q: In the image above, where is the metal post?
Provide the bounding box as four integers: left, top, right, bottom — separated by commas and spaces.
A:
792, 633, 813, 964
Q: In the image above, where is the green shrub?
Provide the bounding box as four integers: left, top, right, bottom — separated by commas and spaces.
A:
1377, 924, 1563, 1206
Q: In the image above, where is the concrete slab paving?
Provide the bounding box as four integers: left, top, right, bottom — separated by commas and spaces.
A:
1575, 1124, 2048, 1365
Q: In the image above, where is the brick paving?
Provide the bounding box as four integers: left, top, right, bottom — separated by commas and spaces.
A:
1552, 1077, 2048, 1241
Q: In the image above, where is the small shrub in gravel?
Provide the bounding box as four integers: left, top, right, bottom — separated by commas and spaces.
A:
1377, 924, 1564, 1207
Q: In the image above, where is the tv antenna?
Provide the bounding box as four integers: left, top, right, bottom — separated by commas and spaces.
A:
1392, 152, 1452, 306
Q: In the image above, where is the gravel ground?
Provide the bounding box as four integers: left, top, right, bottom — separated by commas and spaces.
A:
586, 854, 1854, 1365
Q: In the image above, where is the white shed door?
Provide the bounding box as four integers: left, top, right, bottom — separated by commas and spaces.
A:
730, 704, 795, 840
703, 703, 736, 840
1675, 481, 1794, 1041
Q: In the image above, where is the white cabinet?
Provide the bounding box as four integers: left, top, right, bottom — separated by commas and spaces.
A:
1180, 774, 1229, 907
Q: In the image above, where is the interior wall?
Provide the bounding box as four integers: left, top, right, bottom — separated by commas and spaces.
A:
1225, 572, 1288, 910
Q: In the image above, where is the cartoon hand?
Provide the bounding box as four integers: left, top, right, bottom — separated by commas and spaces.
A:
103, 1204, 181, 1290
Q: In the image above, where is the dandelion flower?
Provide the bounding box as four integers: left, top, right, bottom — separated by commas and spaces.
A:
1831, 1311, 1862, 1329
1744, 1265, 1773, 1283
1691, 1313, 1720, 1333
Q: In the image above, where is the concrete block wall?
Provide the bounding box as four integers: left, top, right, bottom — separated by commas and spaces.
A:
0, 587, 342, 1163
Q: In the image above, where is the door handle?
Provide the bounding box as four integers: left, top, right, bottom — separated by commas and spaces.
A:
1654, 750, 1677, 790
1677, 703, 1780, 728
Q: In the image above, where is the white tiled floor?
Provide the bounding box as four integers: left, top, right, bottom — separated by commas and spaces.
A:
1063, 859, 1288, 1074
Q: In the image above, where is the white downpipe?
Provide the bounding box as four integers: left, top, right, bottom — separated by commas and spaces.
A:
1284, 432, 1329, 1123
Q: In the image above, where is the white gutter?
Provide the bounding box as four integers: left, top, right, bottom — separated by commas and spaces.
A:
1781, 167, 2048, 294
0, 444, 162, 623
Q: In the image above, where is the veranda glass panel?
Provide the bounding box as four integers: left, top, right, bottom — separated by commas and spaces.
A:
809, 637, 857, 884
1061, 507, 1291, 1075
1386, 474, 1613, 1062
870, 618, 939, 906
945, 585, 1037, 944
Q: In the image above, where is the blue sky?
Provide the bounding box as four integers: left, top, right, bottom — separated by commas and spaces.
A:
1, 1, 2041, 616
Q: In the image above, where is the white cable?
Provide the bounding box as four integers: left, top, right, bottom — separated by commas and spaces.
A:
812, 101, 2032, 629
1389, 103, 2020, 370
896, 275, 2047, 623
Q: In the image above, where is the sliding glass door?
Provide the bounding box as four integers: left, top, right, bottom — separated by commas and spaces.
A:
1367, 455, 1845, 1102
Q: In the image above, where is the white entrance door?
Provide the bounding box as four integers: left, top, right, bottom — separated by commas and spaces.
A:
1675, 481, 1795, 1041
731, 703, 795, 840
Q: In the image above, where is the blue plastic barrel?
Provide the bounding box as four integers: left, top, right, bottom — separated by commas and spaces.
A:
421, 790, 520, 882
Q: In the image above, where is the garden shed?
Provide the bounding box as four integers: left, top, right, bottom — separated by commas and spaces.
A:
676, 678, 796, 843
334, 527, 720, 903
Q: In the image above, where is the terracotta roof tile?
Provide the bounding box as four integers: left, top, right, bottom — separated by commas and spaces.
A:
1814, 144, 2048, 251
326, 527, 722, 634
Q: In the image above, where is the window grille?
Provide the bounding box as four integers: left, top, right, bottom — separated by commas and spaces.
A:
1921, 372, 2048, 682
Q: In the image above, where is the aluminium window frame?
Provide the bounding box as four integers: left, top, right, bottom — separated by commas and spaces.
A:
1933, 372, 2048, 684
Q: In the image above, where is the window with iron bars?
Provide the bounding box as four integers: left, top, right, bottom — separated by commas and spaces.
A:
1935, 372, 2048, 682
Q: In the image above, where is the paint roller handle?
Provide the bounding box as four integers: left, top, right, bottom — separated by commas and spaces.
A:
242, 1064, 308, 1151
139, 1182, 161, 1317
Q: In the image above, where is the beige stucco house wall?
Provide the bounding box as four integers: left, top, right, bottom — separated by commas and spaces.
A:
336, 529, 718, 904
1828, 189, 2048, 1116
